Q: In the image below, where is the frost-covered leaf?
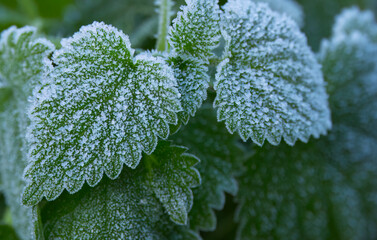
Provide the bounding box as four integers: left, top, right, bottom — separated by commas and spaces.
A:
169, 0, 221, 60
236, 143, 367, 240
167, 54, 209, 124
0, 26, 54, 240
172, 103, 246, 231
0, 26, 54, 91
168, 0, 221, 125
332, 6, 377, 42
22, 22, 182, 206
40, 141, 200, 240
214, 0, 331, 146
252, 0, 304, 27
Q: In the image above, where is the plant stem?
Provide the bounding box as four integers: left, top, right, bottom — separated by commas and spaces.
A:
32, 205, 45, 240
156, 0, 172, 52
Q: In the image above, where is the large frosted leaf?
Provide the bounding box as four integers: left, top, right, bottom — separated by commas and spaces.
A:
22, 22, 182, 206
252, 0, 304, 27
0, 26, 54, 91
39, 141, 200, 239
0, 26, 54, 240
168, 0, 221, 124
169, 0, 221, 60
236, 143, 367, 240
171, 103, 246, 232
214, 0, 331, 146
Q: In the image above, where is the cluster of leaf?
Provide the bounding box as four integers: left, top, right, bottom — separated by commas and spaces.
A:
0, 0, 376, 240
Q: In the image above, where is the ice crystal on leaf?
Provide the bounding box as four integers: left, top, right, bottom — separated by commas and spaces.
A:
214, 0, 331, 146
39, 141, 200, 239
22, 22, 182, 206
252, 0, 304, 27
168, 0, 221, 125
172, 103, 246, 231
169, 0, 221, 60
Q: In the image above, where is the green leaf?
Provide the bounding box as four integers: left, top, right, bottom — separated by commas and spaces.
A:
214, 0, 331, 146
40, 141, 200, 239
0, 26, 54, 92
171, 103, 246, 232
168, 0, 221, 125
167, 54, 209, 124
0, 224, 20, 240
169, 0, 221, 60
236, 143, 366, 240
22, 22, 182, 206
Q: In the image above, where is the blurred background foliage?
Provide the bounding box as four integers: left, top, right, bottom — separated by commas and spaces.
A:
0, 0, 377, 239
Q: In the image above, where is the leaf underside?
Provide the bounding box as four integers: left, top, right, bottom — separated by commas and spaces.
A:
214, 0, 331, 146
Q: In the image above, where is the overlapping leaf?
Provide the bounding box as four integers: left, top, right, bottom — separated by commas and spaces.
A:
168, 0, 221, 125
39, 141, 200, 239
0, 26, 54, 240
214, 0, 331, 146
172, 103, 246, 232
22, 22, 182, 206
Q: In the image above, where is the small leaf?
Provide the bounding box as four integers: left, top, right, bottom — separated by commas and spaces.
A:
22, 22, 182, 206
0, 26, 54, 91
40, 141, 200, 240
214, 0, 331, 146
172, 103, 246, 231
167, 54, 209, 124
169, 0, 221, 60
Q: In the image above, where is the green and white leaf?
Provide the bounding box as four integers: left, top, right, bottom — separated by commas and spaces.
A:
172, 103, 246, 232
168, 0, 221, 124
22, 21, 182, 206
252, 0, 304, 27
214, 0, 331, 146
169, 0, 221, 60
0, 26, 54, 91
167, 54, 209, 124
0, 26, 54, 240
40, 141, 200, 239
236, 143, 367, 240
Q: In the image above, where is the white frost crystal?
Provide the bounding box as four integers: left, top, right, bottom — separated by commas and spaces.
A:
214, 0, 331, 146
22, 22, 182, 206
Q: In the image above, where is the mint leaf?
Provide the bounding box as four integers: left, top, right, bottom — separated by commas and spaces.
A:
169, 0, 221, 60
214, 0, 331, 146
172, 103, 246, 231
22, 22, 182, 206
40, 141, 200, 239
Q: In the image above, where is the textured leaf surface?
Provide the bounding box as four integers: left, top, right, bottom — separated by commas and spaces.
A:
169, 0, 221, 59
22, 22, 182, 206
252, 0, 304, 26
40, 141, 200, 240
167, 54, 209, 124
214, 0, 331, 146
168, 0, 221, 124
236, 143, 367, 240
172, 103, 246, 232
0, 26, 54, 91
0, 26, 54, 240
